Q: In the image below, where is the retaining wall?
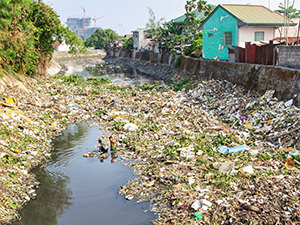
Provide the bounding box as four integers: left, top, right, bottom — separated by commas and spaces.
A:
180, 55, 300, 104
106, 48, 300, 106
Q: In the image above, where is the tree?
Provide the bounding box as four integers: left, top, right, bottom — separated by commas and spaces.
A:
84, 29, 121, 49
155, 21, 186, 53
145, 7, 165, 30
0, 0, 85, 76
123, 36, 133, 52
276, 2, 300, 18
145, 7, 165, 38
184, 0, 212, 35
275, 1, 300, 45
28, 1, 85, 56
184, 31, 203, 57
0, 0, 12, 29
152, 0, 212, 55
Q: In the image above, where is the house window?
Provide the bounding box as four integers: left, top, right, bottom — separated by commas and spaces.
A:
224, 32, 232, 46
208, 33, 213, 38
255, 31, 265, 41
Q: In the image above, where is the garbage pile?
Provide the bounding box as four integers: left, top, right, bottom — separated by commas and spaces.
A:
0, 74, 299, 224
115, 85, 299, 224
187, 80, 300, 149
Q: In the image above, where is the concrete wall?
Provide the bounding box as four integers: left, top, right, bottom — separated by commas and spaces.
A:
134, 51, 178, 66
277, 46, 300, 70
106, 48, 300, 105
179, 55, 300, 103
239, 26, 275, 48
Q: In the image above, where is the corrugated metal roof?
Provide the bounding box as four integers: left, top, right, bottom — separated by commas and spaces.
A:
167, 5, 216, 24
222, 4, 295, 25
166, 9, 203, 24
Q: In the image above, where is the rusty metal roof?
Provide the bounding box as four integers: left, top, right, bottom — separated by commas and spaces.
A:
222, 4, 295, 25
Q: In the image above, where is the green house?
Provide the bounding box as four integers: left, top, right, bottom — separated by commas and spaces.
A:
166, 5, 216, 25
166, 9, 205, 25
201, 4, 296, 60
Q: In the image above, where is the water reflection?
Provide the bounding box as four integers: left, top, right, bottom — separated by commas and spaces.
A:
96, 150, 118, 164
50, 123, 89, 168
14, 123, 154, 225
99, 153, 109, 163
15, 169, 72, 225
73, 64, 155, 85
111, 150, 118, 163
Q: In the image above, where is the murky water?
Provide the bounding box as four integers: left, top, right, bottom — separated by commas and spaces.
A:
73, 64, 155, 85
14, 123, 154, 225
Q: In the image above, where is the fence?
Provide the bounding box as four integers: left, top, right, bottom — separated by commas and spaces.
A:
230, 41, 275, 65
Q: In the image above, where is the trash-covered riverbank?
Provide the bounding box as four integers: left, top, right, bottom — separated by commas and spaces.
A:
0, 72, 299, 224
0, 76, 100, 223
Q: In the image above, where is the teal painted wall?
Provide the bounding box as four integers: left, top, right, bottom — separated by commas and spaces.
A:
203, 7, 238, 60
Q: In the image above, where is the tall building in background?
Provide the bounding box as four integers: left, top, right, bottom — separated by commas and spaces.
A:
66, 17, 100, 39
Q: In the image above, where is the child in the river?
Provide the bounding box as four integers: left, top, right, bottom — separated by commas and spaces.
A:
109, 136, 117, 151
97, 139, 107, 152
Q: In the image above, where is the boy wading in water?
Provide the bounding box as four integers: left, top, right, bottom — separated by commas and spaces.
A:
109, 136, 118, 163
109, 136, 117, 151
97, 139, 108, 153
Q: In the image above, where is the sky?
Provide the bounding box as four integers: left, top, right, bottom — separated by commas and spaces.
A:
45, 0, 300, 35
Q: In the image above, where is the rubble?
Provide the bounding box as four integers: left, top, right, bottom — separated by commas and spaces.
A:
0, 72, 299, 224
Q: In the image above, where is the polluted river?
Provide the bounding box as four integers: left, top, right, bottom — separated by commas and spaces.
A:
13, 64, 156, 225
2, 53, 299, 224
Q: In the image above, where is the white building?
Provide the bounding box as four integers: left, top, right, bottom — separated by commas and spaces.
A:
132, 28, 151, 57
56, 40, 70, 52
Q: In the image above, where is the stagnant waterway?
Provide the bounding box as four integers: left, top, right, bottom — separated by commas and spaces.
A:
73, 63, 155, 85
13, 64, 156, 225
14, 123, 154, 225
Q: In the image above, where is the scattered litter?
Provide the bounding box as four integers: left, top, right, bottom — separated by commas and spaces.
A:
242, 165, 255, 175
219, 145, 245, 154
126, 195, 134, 201
218, 162, 235, 174
284, 99, 293, 107
191, 201, 202, 211
179, 146, 195, 159
193, 212, 203, 220
123, 123, 138, 132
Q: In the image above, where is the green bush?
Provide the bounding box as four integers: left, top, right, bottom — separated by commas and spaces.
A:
62, 75, 85, 85
87, 77, 111, 85
85, 28, 121, 49
0, 0, 84, 77
123, 37, 133, 52
184, 32, 203, 58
